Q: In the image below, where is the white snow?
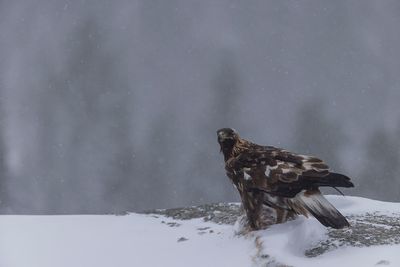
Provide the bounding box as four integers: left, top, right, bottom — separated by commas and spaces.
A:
0, 196, 399, 267
257, 196, 400, 267
257, 216, 400, 267
0, 214, 254, 267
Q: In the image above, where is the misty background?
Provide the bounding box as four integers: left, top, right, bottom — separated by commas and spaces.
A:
0, 1, 399, 214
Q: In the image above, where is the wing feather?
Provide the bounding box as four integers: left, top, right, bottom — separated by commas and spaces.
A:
232, 146, 336, 197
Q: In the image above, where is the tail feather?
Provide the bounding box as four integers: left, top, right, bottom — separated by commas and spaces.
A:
291, 190, 350, 229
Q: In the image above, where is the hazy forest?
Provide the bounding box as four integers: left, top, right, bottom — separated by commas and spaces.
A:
0, 1, 399, 214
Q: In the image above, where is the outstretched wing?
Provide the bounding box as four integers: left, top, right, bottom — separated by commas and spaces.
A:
232, 146, 352, 198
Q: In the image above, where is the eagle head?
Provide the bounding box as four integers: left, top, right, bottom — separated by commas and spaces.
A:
217, 128, 239, 159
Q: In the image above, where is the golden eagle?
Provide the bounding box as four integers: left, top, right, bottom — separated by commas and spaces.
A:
217, 128, 354, 230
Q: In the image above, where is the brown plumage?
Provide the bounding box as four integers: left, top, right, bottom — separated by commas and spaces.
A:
217, 128, 354, 230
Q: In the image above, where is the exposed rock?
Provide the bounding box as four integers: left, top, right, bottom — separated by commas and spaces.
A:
177, 237, 188, 242
305, 212, 400, 257
143, 203, 242, 225
375, 260, 391, 265
143, 203, 400, 258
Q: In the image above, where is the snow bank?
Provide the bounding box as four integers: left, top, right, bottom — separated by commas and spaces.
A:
0, 196, 398, 267
0, 214, 253, 267
256, 196, 400, 267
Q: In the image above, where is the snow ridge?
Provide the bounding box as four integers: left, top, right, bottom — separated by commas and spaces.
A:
0, 196, 399, 267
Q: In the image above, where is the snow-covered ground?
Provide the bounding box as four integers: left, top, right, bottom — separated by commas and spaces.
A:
0, 196, 399, 267
255, 196, 400, 266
